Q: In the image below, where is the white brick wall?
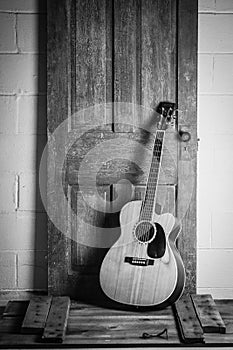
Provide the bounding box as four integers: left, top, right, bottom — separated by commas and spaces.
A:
0, 0, 232, 298
197, 0, 233, 298
0, 0, 47, 291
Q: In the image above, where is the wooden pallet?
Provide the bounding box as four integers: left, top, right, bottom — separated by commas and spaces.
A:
174, 294, 226, 344
1, 295, 70, 343
42, 296, 70, 343
174, 295, 205, 344
21, 296, 52, 334
191, 294, 226, 334
0, 295, 232, 346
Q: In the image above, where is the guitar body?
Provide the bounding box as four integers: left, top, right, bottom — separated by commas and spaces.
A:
99, 200, 185, 308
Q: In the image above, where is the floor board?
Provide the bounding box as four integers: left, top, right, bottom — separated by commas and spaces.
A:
0, 297, 233, 346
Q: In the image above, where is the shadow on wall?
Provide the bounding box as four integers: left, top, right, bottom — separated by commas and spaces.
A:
33, 0, 48, 291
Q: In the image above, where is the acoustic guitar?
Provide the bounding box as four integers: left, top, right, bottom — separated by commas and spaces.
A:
99, 102, 185, 309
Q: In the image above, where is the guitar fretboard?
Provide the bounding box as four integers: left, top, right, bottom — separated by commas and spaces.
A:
140, 130, 165, 221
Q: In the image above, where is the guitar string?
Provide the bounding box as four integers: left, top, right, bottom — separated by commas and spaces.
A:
138, 132, 162, 243
143, 131, 164, 243
143, 135, 162, 222
137, 130, 164, 244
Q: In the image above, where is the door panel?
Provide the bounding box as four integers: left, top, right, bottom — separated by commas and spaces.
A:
47, 0, 197, 299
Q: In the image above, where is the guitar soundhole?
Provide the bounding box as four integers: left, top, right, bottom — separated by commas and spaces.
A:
134, 221, 156, 243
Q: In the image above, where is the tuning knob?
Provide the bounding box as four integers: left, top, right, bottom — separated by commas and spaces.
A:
179, 130, 191, 142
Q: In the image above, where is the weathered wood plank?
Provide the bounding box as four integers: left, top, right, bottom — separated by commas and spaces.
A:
21, 296, 52, 334
114, 0, 139, 132
191, 294, 226, 334
177, 0, 198, 294
72, 0, 112, 127
1, 299, 233, 345
47, 0, 70, 296
2, 301, 29, 317
141, 0, 176, 109
42, 296, 70, 343
174, 295, 204, 344
48, 0, 113, 297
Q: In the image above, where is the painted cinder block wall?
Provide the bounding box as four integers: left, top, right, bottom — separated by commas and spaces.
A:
197, 0, 233, 298
0, 0, 233, 297
0, 0, 47, 291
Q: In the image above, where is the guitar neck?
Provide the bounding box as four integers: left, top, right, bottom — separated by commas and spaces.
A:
140, 130, 165, 221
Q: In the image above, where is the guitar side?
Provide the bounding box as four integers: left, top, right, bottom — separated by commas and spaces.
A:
99, 200, 185, 308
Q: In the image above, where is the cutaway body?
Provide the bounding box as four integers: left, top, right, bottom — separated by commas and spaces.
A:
100, 200, 185, 308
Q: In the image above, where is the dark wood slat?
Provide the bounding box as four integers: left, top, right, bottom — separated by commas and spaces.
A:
21, 296, 52, 334
191, 294, 226, 334
42, 296, 70, 343
2, 300, 29, 317
174, 295, 204, 344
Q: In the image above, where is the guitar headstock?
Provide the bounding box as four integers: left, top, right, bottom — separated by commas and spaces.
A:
156, 101, 176, 130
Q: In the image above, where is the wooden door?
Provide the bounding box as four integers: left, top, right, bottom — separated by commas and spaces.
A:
47, 0, 197, 301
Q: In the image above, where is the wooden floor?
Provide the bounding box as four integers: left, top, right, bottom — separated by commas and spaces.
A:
0, 297, 233, 347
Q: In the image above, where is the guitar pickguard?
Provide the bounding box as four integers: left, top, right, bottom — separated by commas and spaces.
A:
147, 222, 166, 259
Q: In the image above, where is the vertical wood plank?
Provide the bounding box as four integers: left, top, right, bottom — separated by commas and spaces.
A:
114, 0, 139, 131
68, 0, 113, 295
47, 0, 70, 295
141, 0, 176, 109
114, 0, 138, 105
48, 0, 114, 296
72, 0, 113, 127
177, 0, 198, 293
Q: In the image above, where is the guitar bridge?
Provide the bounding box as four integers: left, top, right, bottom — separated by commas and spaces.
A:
124, 256, 154, 266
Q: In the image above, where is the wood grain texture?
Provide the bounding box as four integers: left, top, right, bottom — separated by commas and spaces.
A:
21, 296, 52, 334
42, 296, 70, 343
176, 0, 198, 294
1, 299, 233, 345
141, 0, 176, 109
174, 295, 204, 344
100, 200, 185, 307
47, 0, 70, 296
191, 294, 226, 334
114, 0, 139, 132
72, 0, 112, 127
